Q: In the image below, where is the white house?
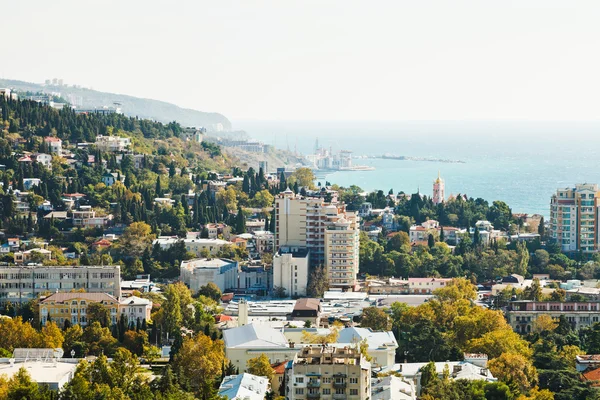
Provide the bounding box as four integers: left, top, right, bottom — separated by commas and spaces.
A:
44, 137, 63, 155
119, 296, 152, 323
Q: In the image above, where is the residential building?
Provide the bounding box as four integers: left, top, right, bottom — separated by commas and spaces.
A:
218, 373, 270, 400
153, 237, 232, 256
44, 137, 63, 155
223, 323, 299, 372
101, 172, 125, 187
272, 247, 310, 297
14, 248, 52, 264
95, 135, 131, 152
39, 292, 119, 326
406, 277, 452, 294
119, 296, 152, 323
325, 214, 360, 289
274, 189, 360, 289
507, 300, 600, 333
72, 206, 113, 228
409, 220, 439, 243
180, 258, 238, 293
286, 345, 371, 400
23, 178, 41, 191
0, 265, 121, 304
432, 171, 445, 205
550, 184, 600, 254
33, 153, 52, 169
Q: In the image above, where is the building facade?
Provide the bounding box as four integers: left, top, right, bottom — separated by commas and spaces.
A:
0, 265, 121, 304
274, 189, 360, 290
272, 247, 310, 297
180, 258, 238, 293
286, 346, 371, 400
39, 292, 119, 326
119, 296, 152, 323
507, 300, 600, 333
550, 184, 600, 254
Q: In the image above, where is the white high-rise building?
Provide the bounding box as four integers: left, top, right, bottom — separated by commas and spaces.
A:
550, 183, 600, 254
432, 171, 445, 205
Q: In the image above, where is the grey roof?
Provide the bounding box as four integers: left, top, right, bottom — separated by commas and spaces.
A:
218, 373, 269, 400
223, 323, 289, 349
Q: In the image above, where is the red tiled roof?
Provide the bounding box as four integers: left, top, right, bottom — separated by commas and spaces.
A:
41, 292, 118, 304
215, 314, 233, 323
44, 137, 62, 142
583, 367, 600, 384
272, 361, 288, 375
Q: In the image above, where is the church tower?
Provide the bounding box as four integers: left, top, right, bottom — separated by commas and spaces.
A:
433, 171, 445, 205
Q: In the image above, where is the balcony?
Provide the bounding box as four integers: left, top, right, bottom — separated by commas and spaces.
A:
307, 392, 321, 399
333, 382, 346, 389
333, 394, 346, 399
308, 380, 321, 388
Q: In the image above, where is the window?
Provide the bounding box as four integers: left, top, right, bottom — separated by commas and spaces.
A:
295, 388, 304, 395
322, 378, 331, 383
350, 378, 358, 384
296, 377, 304, 383
350, 389, 359, 395
323, 389, 331, 395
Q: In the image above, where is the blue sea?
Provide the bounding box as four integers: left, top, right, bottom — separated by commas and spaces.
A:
233, 120, 600, 217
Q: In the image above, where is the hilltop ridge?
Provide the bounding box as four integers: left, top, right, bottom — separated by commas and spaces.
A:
0, 78, 231, 131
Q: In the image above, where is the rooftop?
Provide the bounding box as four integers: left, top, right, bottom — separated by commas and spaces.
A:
294, 298, 321, 312
218, 373, 269, 400
40, 292, 118, 304
223, 323, 289, 349
0, 360, 77, 389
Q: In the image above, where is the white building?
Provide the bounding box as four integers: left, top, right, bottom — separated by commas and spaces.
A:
223, 323, 299, 372
180, 258, 238, 293
153, 237, 232, 257
218, 373, 270, 400
0, 265, 121, 304
33, 153, 53, 169
406, 278, 452, 294
44, 137, 63, 155
95, 135, 131, 152
119, 296, 152, 323
371, 375, 417, 400
0, 355, 77, 391
272, 247, 310, 297
432, 171, 445, 205
382, 355, 495, 395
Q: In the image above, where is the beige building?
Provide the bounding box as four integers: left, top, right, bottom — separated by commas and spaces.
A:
119, 296, 152, 323
507, 300, 600, 333
153, 237, 232, 257
286, 346, 371, 400
0, 265, 121, 304
274, 189, 360, 290
550, 184, 600, 254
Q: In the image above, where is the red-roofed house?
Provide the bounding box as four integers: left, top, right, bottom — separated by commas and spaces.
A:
44, 137, 63, 155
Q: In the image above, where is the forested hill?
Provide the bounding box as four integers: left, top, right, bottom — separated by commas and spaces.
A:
0, 78, 231, 131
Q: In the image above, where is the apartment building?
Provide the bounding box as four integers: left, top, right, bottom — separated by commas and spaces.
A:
39, 292, 119, 326
550, 184, 600, 254
325, 216, 360, 289
507, 300, 600, 333
0, 265, 121, 304
274, 189, 360, 290
286, 346, 371, 400
153, 237, 232, 256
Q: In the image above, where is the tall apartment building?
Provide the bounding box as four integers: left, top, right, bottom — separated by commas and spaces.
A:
550, 184, 600, 253
325, 216, 360, 289
0, 265, 121, 304
285, 345, 371, 400
274, 189, 360, 289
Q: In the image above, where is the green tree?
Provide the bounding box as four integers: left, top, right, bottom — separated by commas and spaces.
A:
247, 354, 275, 384
360, 307, 391, 331
197, 282, 222, 302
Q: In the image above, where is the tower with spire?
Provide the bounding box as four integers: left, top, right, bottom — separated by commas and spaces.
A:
433, 171, 445, 205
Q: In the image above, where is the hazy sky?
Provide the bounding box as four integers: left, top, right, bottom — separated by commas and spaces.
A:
3, 1, 600, 121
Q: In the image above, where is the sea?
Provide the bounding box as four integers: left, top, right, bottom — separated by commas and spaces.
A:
233, 120, 600, 217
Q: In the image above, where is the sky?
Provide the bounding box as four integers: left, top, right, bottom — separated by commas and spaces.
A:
3, 0, 600, 122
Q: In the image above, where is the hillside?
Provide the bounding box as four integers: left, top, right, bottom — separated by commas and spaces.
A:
0, 78, 231, 131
